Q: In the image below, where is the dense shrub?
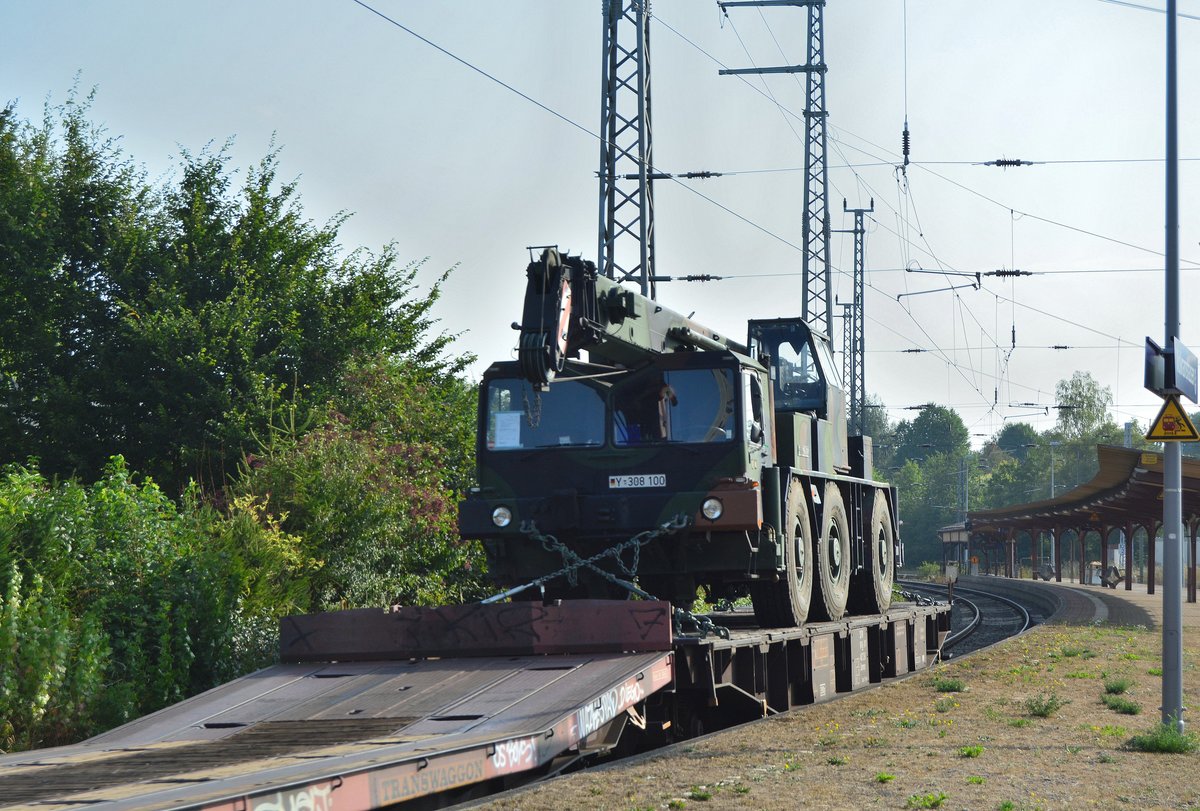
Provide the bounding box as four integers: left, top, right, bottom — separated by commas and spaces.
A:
232, 359, 488, 610
0, 95, 484, 754
0, 458, 315, 750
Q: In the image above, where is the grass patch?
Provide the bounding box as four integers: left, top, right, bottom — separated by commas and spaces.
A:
1008, 717, 1032, 728
1103, 677, 1133, 695
1061, 646, 1096, 659
1025, 692, 1068, 718
905, 792, 948, 809
827, 755, 848, 766
1101, 694, 1141, 715
934, 697, 959, 713
876, 772, 896, 783
1127, 721, 1200, 753
1149, 666, 1163, 676
958, 744, 984, 758
966, 775, 986, 785
687, 786, 712, 801
931, 675, 965, 693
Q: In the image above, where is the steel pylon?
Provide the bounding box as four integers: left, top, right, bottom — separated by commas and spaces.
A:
838, 201, 872, 435
598, 0, 656, 298
718, 0, 831, 338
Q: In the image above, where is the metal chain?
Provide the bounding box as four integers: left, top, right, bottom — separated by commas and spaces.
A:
479, 515, 730, 639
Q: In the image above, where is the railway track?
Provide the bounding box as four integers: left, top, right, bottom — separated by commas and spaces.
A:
898, 579, 1036, 657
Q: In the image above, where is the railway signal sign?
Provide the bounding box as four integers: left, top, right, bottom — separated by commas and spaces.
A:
1145, 336, 1199, 402
1146, 394, 1200, 442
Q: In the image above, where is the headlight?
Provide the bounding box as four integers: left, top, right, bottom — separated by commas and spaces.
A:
491, 506, 513, 528
701, 498, 723, 521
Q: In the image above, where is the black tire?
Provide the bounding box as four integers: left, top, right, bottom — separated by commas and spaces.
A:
810, 481, 851, 621
751, 478, 813, 627
849, 488, 895, 614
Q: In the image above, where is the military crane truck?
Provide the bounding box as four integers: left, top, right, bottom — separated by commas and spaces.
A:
459, 248, 899, 627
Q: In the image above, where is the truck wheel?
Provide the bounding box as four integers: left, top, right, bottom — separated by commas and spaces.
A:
751, 478, 812, 627
849, 489, 895, 614
810, 482, 850, 621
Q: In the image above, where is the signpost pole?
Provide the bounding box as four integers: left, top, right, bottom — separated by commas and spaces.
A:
1162, 0, 1184, 733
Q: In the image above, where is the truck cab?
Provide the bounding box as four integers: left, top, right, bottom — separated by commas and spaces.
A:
460, 347, 771, 605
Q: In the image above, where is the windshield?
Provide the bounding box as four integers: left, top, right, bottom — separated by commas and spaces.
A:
485, 377, 606, 450
612, 367, 736, 446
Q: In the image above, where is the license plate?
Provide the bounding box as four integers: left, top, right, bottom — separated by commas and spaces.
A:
608, 474, 666, 489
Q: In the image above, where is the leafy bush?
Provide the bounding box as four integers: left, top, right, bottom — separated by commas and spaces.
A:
1025, 692, 1068, 718
1127, 720, 1200, 753
0, 458, 322, 749
1101, 694, 1141, 715
232, 361, 488, 611
1104, 677, 1133, 695
917, 561, 942, 581
932, 675, 965, 693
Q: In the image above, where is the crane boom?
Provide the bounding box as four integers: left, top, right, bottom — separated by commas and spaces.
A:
517, 248, 747, 388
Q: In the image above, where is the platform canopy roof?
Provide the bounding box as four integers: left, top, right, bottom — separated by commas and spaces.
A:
966, 445, 1200, 536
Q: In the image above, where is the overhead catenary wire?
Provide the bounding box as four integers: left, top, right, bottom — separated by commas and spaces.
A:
355, 0, 1169, 432
655, 11, 1200, 269
725, 2, 1005, 401
1093, 0, 1200, 21
657, 6, 1169, 430
703, 6, 1158, 428
716, 5, 1000, 410
712, 156, 1200, 175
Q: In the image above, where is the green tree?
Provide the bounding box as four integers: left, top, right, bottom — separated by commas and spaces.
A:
1055, 370, 1116, 439
892, 404, 969, 466
231, 359, 487, 610
976, 423, 1046, 509
0, 96, 465, 494
861, 392, 896, 471
893, 452, 962, 565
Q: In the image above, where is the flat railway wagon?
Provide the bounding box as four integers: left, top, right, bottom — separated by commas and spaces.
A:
0, 599, 948, 811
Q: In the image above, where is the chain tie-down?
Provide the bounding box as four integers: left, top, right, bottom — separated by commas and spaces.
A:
480, 515, 730, 640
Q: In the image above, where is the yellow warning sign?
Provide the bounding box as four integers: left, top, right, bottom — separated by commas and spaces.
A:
1146, 395, 1200, 441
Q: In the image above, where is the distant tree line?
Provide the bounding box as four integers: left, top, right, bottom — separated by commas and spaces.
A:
866, 371, 1170, 565
0, 94, 488, 751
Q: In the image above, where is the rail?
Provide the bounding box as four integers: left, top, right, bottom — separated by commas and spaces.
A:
898, 579, 1033, 656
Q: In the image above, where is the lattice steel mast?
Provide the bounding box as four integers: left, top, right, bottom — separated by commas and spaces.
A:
719, 0, 831, 339
598, 0, 656, 298
836, 200, 872, 434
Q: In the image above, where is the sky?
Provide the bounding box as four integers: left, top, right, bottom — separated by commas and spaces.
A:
2, 0, 1198, 445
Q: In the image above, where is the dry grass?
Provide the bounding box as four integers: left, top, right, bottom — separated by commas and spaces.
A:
476, 624, 1200, 810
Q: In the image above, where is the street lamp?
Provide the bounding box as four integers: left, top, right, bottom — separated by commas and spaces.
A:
1015, 441, 1062, 499
1048, 440, 1061, 498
